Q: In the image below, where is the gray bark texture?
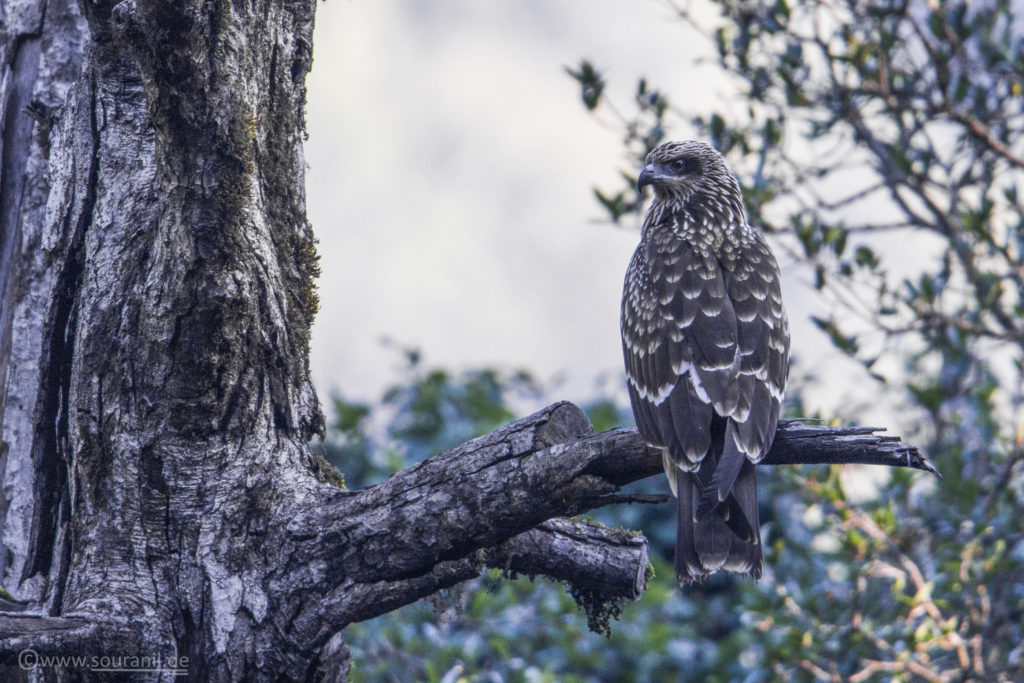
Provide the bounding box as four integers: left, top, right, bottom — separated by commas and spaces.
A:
0, 1, 933, 680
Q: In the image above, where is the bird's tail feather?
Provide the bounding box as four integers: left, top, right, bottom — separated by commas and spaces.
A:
697, 421, 747, 518
726, 460, 762, 577
674, 453, 762, 585
675, 468, 705, 583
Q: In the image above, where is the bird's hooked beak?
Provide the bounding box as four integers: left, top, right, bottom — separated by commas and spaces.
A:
637, 164, 657, 192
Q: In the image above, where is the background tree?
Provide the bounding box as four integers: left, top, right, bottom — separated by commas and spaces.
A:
563, 0, 1023, 680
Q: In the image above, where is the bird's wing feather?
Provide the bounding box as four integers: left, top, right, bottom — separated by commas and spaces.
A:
723, 233, 790, 462
622, 234, 739, 468
647, 230, 741, 417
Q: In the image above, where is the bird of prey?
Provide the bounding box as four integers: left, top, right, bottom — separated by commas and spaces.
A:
621, 140, 790, 584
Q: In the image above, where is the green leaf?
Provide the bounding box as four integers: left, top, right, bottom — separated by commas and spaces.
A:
331, 396, 370, 435
824, 225, 847, 256
811, 316, 859, 355
887, 143, 912, 174
585, 399, 621, 433
709, 113, 726, 145
907, 379, 944, 412
566, 60, 606, 111
854, 246, 879, 269
593, 187, 627, 222
918, 274, 936, 305
714, 27, 728, 59
773, 0, 791, 21
954, 74, 969, 102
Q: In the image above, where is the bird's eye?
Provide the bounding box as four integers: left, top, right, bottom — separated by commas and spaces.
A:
669, 158, 693, 174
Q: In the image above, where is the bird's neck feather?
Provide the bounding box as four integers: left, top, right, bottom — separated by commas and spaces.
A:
643, 186, 750, 246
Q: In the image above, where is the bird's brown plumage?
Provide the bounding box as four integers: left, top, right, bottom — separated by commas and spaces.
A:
621, 140, 790, 584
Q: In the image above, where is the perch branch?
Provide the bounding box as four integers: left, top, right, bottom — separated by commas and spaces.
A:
292, 403, 931, 631
586, 419, 939, 485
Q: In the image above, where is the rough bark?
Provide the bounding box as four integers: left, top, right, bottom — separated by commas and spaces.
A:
1, 0, 90, 607
0, 1, 933, 681
0, 0, 330, 677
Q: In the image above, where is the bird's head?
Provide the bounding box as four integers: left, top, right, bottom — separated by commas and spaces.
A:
637, 141, 737, 206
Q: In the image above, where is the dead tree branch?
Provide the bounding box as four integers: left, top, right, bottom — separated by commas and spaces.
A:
282, 403, 934, 639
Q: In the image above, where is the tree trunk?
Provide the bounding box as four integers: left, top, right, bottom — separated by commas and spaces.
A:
0, 2, 933, 680
0, 0, 328, 677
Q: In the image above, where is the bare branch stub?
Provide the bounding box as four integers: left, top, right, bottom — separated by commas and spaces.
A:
337, 518, 649, 629
487, 518, 649, 600
584, 418, 937, 487
765, 420, 939, 476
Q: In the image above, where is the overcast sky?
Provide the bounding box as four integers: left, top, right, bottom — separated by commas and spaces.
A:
303, 1, 887, 424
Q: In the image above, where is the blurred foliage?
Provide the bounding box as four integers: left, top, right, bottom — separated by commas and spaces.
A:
316, 343, 544, 489
327, 1, 1024, 680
